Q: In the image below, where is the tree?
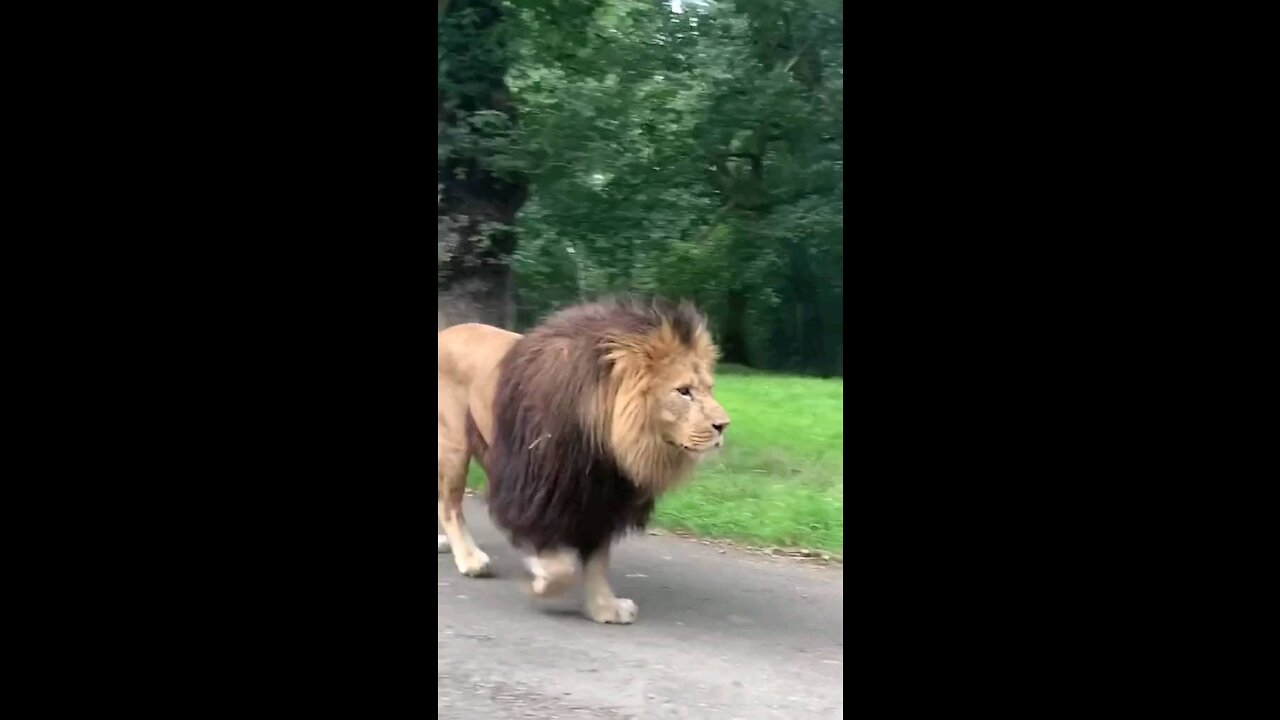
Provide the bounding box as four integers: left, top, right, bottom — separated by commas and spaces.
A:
438, 0, 526, 329
437, 0, 607, 330
439, 0, 843, 375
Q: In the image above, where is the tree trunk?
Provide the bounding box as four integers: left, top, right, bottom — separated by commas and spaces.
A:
437, 0, 525, 330
436, 261, 515, 330
719, 286, 750, 365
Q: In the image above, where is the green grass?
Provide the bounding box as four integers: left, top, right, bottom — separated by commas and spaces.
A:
466, 365, 843, 555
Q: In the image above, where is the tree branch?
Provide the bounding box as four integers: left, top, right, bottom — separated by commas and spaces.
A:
780, 38, 813, 74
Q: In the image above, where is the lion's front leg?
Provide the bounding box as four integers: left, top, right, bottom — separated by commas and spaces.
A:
582, 545, 637, 624
525, 547, 578, 597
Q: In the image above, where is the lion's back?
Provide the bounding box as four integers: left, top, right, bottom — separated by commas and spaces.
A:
439, 323, 521, 446
438, 323, 520, 387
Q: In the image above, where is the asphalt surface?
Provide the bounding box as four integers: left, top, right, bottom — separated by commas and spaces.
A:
438, 496, 844, 719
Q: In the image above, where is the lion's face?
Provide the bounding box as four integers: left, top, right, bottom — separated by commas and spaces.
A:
653, 360, 730, 458
588, 299, 728, 490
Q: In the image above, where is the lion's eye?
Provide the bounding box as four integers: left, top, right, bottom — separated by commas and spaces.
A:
676, 386, 692, 398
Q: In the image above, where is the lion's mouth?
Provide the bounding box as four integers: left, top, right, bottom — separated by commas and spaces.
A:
667, 438, 724, 455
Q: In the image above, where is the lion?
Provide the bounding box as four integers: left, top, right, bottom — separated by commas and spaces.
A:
437, 297, 730, 624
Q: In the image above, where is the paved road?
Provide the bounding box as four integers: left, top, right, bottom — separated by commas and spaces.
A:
438, 496, 844, 719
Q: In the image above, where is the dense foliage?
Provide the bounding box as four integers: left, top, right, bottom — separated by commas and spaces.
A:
439, 0, 842, 376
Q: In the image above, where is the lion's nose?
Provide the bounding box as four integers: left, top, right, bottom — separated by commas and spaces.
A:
712, 421, 729, 434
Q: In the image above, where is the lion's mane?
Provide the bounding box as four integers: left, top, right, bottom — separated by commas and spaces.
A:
475, 297, 710, 558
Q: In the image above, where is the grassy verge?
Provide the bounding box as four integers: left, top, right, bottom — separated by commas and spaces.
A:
466, 364, 843, 555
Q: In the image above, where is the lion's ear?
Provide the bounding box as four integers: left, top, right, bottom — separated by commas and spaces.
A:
602, 326, 690, 374
603, 334, 675, 386
601, 334, 652, 365
689, 323, 719, 366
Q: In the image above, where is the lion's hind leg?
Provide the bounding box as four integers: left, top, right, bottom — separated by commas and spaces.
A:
438, 432, 491, 578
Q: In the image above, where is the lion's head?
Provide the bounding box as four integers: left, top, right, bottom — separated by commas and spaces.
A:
599, 304, 730, 484
485, 297, 729, 555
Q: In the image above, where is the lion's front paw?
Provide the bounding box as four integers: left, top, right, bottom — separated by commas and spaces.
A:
525, 555, 577, 598
438, 534, 451, 554
586, 597, 637, 624
455, 549, 492, 577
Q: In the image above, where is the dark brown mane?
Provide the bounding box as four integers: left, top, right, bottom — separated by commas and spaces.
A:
480, 297, 707, 558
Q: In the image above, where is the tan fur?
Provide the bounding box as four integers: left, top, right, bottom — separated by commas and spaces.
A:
601, 318, 728, 493
582, 545, 637, 624
524, 548, 578, 597
437, 323, 518, 577
437, 312, 729, 623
